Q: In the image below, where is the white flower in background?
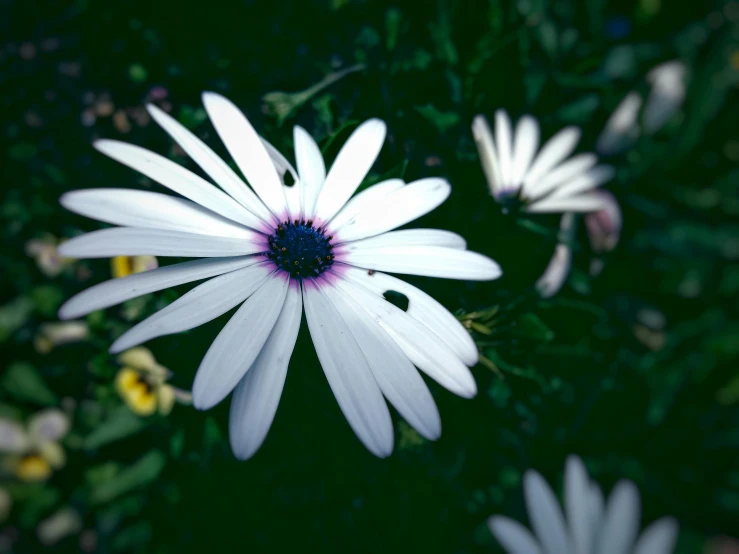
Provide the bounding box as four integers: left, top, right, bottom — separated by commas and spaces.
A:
536, 213, 574, 298
473, 111, 614, 214
37, 507, 82, 546
0, 410, 70, 481
33, 321, 90, 354
25, 234, 74, 277
488, 455, 679, 554
57, 92, 502, 459
597, 60, 687, 156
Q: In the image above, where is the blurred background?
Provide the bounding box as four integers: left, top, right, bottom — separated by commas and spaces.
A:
1, 0, 738, 552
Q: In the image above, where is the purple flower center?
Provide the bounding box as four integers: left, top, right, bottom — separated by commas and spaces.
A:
266, 219, 335, 279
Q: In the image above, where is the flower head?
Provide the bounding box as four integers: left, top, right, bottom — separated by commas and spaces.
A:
473, 111, 614, 215
488, 455, 679, 554
596, 60, 687, 156
115, 347, 190, 416
0, 410, 70, 482
57, 92, 502, 459
25, 234, 73, 277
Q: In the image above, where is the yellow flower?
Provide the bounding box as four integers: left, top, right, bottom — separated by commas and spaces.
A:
0, 409, 70, 482
111, 255, 158, 278
115, 347, 191, 416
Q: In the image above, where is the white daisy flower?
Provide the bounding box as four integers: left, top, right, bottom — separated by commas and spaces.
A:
57, 92, 502, 459
596, 60, 687, 156
488, 455, 679, 554
472, 111, 615, 214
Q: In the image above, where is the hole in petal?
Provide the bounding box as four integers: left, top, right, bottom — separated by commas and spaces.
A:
383, 290, 409, 312
282, 171, 296, 187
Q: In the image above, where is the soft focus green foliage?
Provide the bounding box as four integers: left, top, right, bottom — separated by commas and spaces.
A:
1, 0, 738, 553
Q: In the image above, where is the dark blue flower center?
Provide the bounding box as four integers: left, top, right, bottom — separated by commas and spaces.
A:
267, 219, 335, 278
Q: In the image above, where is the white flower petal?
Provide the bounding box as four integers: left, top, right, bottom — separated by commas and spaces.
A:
229, 283, 302, 460
193, 272, 289, 410
313, 119, 386, 223
526, 193, 609, 214
596, 92, 642, 156
260, 136, 301, 220
302, 280, 393, 457
536, 213, 575, 299
202, 92, 287, 218
329, 178, 405, 232
334, 275, 477, 397
526, 153, 598, 201
633, 517, 679, 554
59, 257, 257, 320
60, 189, 258, 239
595, 480, 641, 554
342, 266, 478, 366
510, 115, 540, 187
488, 516, 543, 554
93, 139, 261, 229
293, 125, 326, 219
28, 410, 69, 443
322, 283, 441, 440
334, 178, 451, 242
495, 110, 514, 187
57, 228, 265, 259
565, 456, 593, 554
109, 262, 273, 353
589, 483, 605, 533
472, 114, 503, 196
342, 229, 466, 251
524, 470, 572, 554
343, 245, 501, 281
547, 165, 615, 201
146, 104, 273, 224
522, 127, 581, 195
0, 419, 29, 453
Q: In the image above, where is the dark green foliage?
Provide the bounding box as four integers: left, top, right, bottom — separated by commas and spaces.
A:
0, 0, 737, 553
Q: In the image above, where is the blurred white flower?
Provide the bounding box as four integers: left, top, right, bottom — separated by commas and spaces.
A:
643, 61, 687, 134
488, 455, 679, 554
536, 214, 574, 298
473, 112, 614, 214
0, 410, 70, 482
25, 235, 74, 277
33, 321, 89, 354
37, 507, 82, 546
597, 60, 687, 156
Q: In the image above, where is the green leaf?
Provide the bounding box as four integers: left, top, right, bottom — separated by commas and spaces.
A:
0, 296, 34, 343
29, 285, 65, 318
514, 313, 555, 343
1, 362, 58, 406
414, 104, 460, 134
90, 450, 166, 504
83, 406, 147, 450
385, 8, 402, 52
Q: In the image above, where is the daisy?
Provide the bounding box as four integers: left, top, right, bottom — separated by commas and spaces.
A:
0, 409, 70, 482
596, 60, 687, 156
472, 111, 614, 214
488, 455, 679, 554
57, 92, 502, 459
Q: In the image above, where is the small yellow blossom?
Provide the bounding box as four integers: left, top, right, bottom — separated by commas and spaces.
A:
115, 347, 191, 416
0, 409, 70, 482
111, 255, 158, 278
